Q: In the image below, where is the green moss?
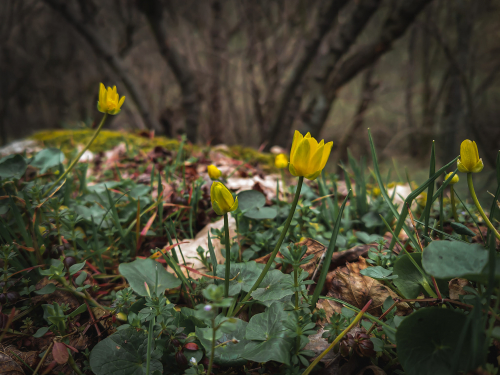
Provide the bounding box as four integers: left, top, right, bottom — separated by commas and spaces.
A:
32, 129, 181, 154
31, 129, 277, 168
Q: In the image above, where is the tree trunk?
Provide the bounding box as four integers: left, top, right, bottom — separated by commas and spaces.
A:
305, 0, 433, 140
138, 0, 200, 143
43, 0, 163, 133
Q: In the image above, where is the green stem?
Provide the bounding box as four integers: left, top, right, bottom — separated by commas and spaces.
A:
294, 266, 299, 310
467, 173, 500, 241
450, 186, 459, 222
224, 213, 231, 299
230, 177, 304, 317
67, 353, 84, 375
207, 318, 216, 375
145, 317, 155, 375
43, 114, 108, 197
280, 169, 287, 201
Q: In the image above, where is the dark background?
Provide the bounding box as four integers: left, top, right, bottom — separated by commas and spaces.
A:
1, 0, 499, 176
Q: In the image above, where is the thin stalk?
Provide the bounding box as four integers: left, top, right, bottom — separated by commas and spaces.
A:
294, 266, 299, 310
230, 177, 304, 317
450, 186, 459, 222
280, 169, 287, 201
467, 173, 500, 240
207, 318, 216, 375
44, 114, 108, 197
33, 341, 54, 375
67, 354, 84, 375
224, 213, 231, 299
301, 300, 372, 375
145, 318, 155, 374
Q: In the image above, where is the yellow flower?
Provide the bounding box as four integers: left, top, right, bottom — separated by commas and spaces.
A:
445, 172, 459, 185
372, 187, 381, 197
211, 182, 238, 215
275, 154, 288, 169
97, 83, 125, 115
207, 164, 221, 180
289, 131, 333, 180
457, 140, 483, 173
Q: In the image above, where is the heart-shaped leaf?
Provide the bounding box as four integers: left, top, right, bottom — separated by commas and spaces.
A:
119, 258, 181, 296
397, 308, 482, 375
422, 241, 488, 280
244, 206, 277, 220
360, 266, 397, 280
242, 302, 292, 365
89, 328, 162, 375
0, 154, 27, 179
237, 190, 266, 211
216, 262, 263, 296
250, 270, 293, 302
30, 148, 65, 173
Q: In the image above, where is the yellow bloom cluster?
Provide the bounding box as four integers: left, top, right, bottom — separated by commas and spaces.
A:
275, 154, 288, 169
97, 83, 125, 115
289, 131, 333, 180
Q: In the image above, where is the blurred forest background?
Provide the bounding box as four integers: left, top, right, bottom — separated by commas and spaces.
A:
1, 0, 499, 175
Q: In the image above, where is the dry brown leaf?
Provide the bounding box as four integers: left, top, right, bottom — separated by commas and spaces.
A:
449, 278, 472, 300
0, 352, 24, 375
255, 238, 325, 276
356, 365, 387, 375
318, 257, 410, 320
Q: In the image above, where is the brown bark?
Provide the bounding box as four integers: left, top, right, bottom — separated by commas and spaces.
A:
330, 65, 378, 169
305, 0, 433, 140
138, 0, 200, 143
42, 0, 162, 133
265, 0, 349, 149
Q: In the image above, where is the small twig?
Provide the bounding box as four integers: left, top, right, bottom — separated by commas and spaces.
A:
33, 341, 54, 375
367, 300, 398, 335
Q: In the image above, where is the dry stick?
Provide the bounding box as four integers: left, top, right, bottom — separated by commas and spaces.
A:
406, 203, 442, 299
33, 341, 54, 375
0, 308, 16, 343
366, 300, 398, 335
302, 299, 372, 375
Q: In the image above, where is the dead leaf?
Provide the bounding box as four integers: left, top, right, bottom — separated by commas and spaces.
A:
356, 365, 387, 375
318, 257, 410, 319
52, 342, 69, 364
449, 278, 472, 300
304, 328, 338, 364
0, 352, 24, 375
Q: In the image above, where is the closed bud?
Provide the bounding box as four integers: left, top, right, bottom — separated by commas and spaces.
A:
97, 83, 125, 115
210, 182, 238, 215
445, 172, 459, 185
275, 154, 288, 169
207, 165, 222, 180
457, 140, 483, 173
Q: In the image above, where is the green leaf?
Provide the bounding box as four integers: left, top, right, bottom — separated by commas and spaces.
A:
119, 258, 181, 296
237, 190, 266, 211
397, 308, 482, 375
75, 271, 87, 286
34, 283, 56, 295
450, 222, 477, 237
216, 262, 263, 296
0, 154, 27, 179
244, 206, 277, 220
360, 266, 397, 280
355, 232, 382, 244
196, 318, 250, 367
242, 302, 292, 365
422, 241, 488, 280
30, 148, 65, 173
250, 270, 293, 302
89, 327, 162, 375
69, 261, 86, 275
33, 326, 49, 338
392, 253, 447, 299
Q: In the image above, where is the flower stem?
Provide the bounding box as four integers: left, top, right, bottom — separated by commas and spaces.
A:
294, 266, 299, 310
43, 114, 108, 197
467, 173, 500, 241
224, 213, 231, 299
145, 317, 155, 375
450, 186, 459, 223
207, 318, 216, 375
301, 299, 372, 375
230, 177, 304, 317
